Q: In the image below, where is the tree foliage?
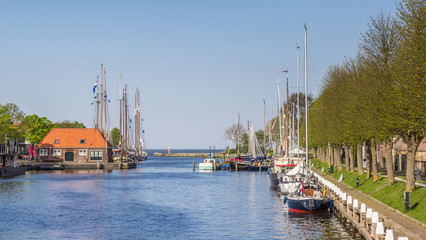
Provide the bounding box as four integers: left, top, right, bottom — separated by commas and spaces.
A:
53, 120, 86, 128
309, 1, 425, 191
22, 114, 53, 144
111, 127, 120, 146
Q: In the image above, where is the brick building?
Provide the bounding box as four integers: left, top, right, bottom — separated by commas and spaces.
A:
37, 128, 112, 163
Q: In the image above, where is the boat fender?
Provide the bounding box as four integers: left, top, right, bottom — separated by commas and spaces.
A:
329, 200, 333, 212
323, 190, 327, 198
283, 196, 287, 204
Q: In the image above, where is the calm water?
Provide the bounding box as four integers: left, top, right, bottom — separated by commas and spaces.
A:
0, 154, 361, 239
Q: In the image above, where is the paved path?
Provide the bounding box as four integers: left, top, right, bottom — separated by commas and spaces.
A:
312, 168, 426, 240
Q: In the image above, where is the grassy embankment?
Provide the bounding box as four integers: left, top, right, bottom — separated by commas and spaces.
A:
310, 159, 426, 224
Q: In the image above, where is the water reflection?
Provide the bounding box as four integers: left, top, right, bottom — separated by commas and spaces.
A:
0, 157, 361, 239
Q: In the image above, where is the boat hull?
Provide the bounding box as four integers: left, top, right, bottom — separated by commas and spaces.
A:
198, 165, 218, 170
229, 162, 249, 171
37, 164, 65, 170
286, 196, 330, 212
247, 165, 268, 171
0, 167, 27, 177
269, 171, 279, 188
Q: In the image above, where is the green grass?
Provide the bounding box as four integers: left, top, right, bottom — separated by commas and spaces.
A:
371, 182, 426, 223
311, 159, 426, 224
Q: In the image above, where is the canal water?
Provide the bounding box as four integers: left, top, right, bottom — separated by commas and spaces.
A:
0, 155, 362, 239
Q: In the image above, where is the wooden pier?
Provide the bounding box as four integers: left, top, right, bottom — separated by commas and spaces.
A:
314, 169, 426, 240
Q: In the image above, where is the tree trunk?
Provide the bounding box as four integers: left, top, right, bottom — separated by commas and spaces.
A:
350, 146, 355, 173
371, 139, 379, 182
345, 145, 350, 172
402, 133, 423, 192
357, 142, 363, 176
335, 146, 342, 171
385, 139, 394, 186
366, 143, 371, 180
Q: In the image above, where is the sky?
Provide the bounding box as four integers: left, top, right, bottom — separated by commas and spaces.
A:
0, 0, 399, 149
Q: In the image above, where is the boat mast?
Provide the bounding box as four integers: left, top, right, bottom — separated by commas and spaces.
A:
285, 66, 289, 157
237, 113, 240, 156
96, 74, 100, 130
135, 87, 141, 155
304, 24, 308, 167
100, 64, 104, 135
124, 83, 128, 158
103, 67, 107, 137
119, 74, 122, 147
297, 45, 300, 160
277, 82, 283, 156
263, 99, 266, 157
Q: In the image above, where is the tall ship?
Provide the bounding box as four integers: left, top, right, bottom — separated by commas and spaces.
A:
134, 87, 147, 161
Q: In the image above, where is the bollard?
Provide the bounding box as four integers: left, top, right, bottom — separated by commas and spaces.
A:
236, 161, 238, 172
385, 229, 394, 240
376, 222, 385, 239
259, 164, 261, 172
193, 162, 195, 171
214, 161, 216, 171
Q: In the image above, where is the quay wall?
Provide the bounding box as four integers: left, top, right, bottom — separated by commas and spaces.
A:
153, 152, 230, 158
313, 168, 426, 240
27, 162, 136, 170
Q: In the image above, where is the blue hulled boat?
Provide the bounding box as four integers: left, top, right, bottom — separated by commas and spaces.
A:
284, 195, 331, 212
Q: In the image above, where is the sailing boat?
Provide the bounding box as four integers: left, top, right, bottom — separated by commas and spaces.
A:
269, 66, 304, 187
247, 120, 268, 171
113, 81, 134, 163
283, 25, 331, 212
134, 87, 147, 161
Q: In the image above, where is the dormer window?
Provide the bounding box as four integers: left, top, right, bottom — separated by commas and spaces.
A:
80, 139, 86, 144
54, 139, 60, 144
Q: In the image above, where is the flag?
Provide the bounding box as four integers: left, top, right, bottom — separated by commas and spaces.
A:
338, 174, 343, 182
276, 69, 288, 74
93, 80, 98, 93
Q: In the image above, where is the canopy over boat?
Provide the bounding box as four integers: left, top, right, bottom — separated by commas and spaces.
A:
286, 164, 308, 176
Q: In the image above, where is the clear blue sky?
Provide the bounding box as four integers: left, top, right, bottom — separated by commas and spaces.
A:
0, 0, 398, 149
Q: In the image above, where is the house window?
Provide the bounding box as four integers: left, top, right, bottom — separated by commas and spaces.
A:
80, 139, 86, 144
40, 149, 48, 156
90, 151, 103, 161
79, 149, 87, 156
52, 149, 61, 156
54, 139, 60, 144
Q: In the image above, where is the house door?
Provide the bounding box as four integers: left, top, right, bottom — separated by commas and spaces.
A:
65, 152, 74, 161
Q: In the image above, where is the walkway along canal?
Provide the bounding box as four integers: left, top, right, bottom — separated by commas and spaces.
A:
313, 168, 426, 240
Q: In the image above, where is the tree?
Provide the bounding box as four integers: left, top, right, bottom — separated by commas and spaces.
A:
1, 103, 25, 123
358, 11, 400, 183
223, 123, 246, 153
111, 127, 120, 146
53, 120, 86, 128
22, 114, 53, 144
391, 0, 426, 192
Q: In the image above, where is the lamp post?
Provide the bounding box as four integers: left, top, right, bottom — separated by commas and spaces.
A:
213, 146, 216, 157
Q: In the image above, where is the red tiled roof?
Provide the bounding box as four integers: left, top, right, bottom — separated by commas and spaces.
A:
38, 128, 112, 148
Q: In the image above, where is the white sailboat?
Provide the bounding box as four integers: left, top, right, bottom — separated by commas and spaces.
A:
283, 25, 331, 212
134, 87, 147, 161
